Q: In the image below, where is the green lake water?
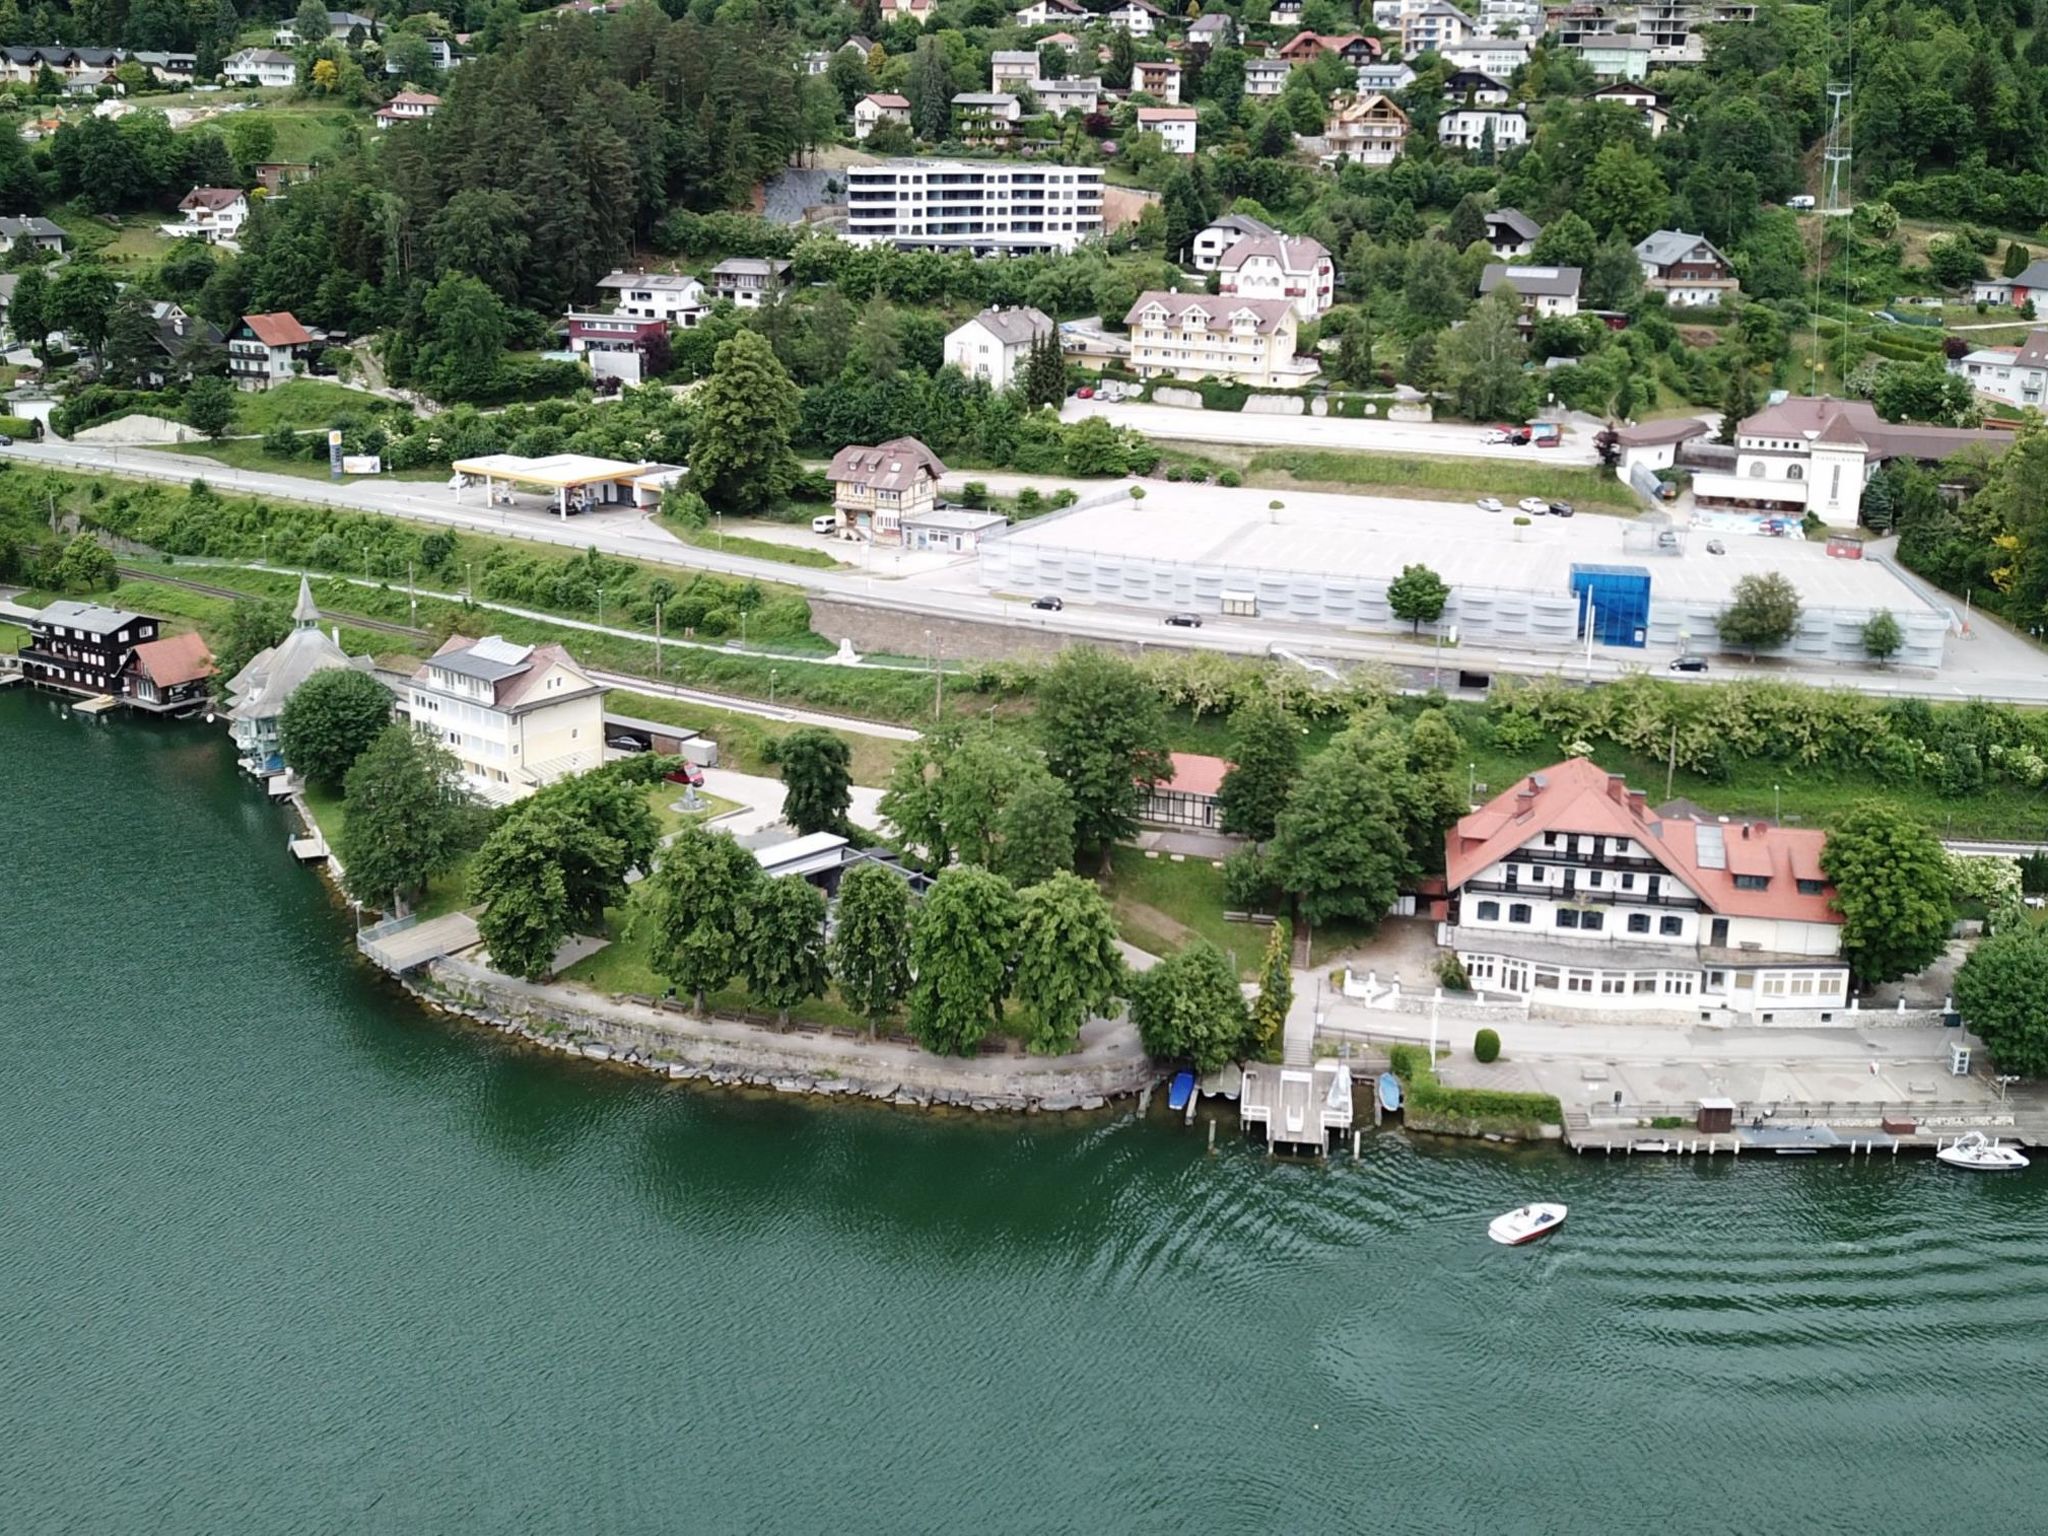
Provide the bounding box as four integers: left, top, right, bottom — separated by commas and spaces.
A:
4, 687, 2046, 1533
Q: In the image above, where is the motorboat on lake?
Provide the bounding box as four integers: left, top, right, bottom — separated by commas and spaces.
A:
1166, 1070, 1195, 1113
1935, 1132, 2030, 1172
1488, 1203, 1568, 1246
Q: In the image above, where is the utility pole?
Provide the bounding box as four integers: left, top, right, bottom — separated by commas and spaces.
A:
407, 561, 416, 629
1666, 724, 1678, 799
654, 601, 663, 677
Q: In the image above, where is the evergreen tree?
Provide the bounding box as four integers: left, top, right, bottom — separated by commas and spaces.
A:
910, 37, 953, 142
185, 376, 235, 439
10, 264, 47, 355
1011, 871, 1125, 1056
1247, 919, 1292, 1060
1438, 289, 1526, 421
1106, 27, 1134, 90
830, 861, 914, 1036
1162, 167, 1204, 262
859, 0, 881, 35
907, 866, 1018, 1056
691, 330, 800, 512
1444, 194, 1486, 252
1717, 347, 1759, 443
1021, 327, 1067, 408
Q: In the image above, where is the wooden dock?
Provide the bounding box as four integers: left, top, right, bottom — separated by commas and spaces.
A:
72, 694, 115, 714
288, 833, 329, 863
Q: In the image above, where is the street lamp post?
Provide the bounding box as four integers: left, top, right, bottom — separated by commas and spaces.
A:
654, 601, 664, 677
770, 669, 778, 709
597, 585, 605, 630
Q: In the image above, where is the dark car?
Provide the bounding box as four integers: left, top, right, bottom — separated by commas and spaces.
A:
1164, 612, 1203, 628
606, 734, 648, 752
1030, 595, 1064, 611
1705, 539, 1726, 555
1669, 656, 1710, 674
1548, 501, 1575, 517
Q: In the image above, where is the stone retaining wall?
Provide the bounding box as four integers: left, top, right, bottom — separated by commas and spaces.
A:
416, 958, 1159, 1114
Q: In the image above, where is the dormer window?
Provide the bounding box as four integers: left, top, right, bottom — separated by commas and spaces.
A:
1733, 874, 1770, 891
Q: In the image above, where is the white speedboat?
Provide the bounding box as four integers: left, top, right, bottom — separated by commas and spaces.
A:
1935, 1132, 2030, 1172
1488, 1203, 1567, 1246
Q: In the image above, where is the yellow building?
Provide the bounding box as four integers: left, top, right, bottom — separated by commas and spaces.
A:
1121, 292, 1316, 387
826, 437, 948, 545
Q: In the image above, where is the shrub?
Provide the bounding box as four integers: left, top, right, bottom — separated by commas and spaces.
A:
1434, 952, 1470, 990
1217, 470, 1241, 487
1474, 1027, 1500, 1064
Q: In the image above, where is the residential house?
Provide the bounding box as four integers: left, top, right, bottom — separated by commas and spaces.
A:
1141, 752, 1231, 830
251, 161, 316, 193
900, 506, 1007, 553
1477, 0, 1546, 34
162, 186, 248, 245
709, 257, 792, 307
128, 51, 198, 83
223, 47, 298, 88
1355, 61, 1416, 93
1244, 57, 1290, 96
1186, 13, 1233, 46
1442, 759, 1850, 1018
1591, 79, 1668, 135
1479, 263, 1581, 317
1971, 258, 2048, 310
1322, 92, 1409, 165
225, 576, 373, 775
1442, 38, 1531, 76
1439, 105, 1527, 154
1136, 105, 1198, 155
373, 90, 440, 128
19, 601, 164, 700
60, 67, 113, 95
1034, 76, 1103, 114
1217, 233, 1334, 322
1555, 0, 1757, 67
1692, 396, 2014, 522
1397, 2, 1474, 52
1191, 211, 1276, 272
228, 312, 314, 389
826, 436, 948, 545
801, 49, 832, 75
384, 34, 458, 72
1269, 0, 1305, 23
944, 305, 1055, 390
564, 310, 669, 385
1277, 31, 1380, 66
1133, 57, 1181, 103
1015, 0, 1087, 22
952, 92, 1022, 146
853, 92, 911, 140
407, 635, 608, 803
273, 10, 374, 44
145, 302, 223, 387
885, 0, 935, 16
841, 34, 877, 55
1103, 0, 1165, 36
1442, 69, 1510, 105
842, 160, 1104, 254
1947, 330, 2048, 409
1122, 291, 1314, 387
1570, 33, 1653, 79
0, 215, 64, 254
594, 269, 707, 328
1634, 229, 1738, 307
990, 49, 1039, 90
122, 632, 215, 716
1484, 207, 1542, 257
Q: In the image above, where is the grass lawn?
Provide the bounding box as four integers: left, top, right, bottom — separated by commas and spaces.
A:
0, 620, 26, 653
1241, 448, 1639, 511
665, 519, 844, 571
611, 689, 913, 788
1103, 846, 1273, 976
639, 780, 741, 836
300, 779, 473, 920
231, 379, 383, 434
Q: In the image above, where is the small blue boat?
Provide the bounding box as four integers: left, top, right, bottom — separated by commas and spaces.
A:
1377, 1072, 1403, 1114
1167, 1070, 1196, 1112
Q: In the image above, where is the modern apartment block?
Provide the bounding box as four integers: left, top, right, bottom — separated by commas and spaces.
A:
842, 160, 1105, 254
1553, 0, 1755, 65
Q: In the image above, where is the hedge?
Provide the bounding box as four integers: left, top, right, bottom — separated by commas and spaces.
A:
1387, 1041, 1563, 1135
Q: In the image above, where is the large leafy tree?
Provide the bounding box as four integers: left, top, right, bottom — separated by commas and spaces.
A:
881, 725, 1076, 881
337, 725, 472, 916
829, 861, 914, 1035
1387, 563, 1450, 634
1216, 693, 1301, 843
521, 771, 660, 925
210, 598, 290, 691
470, 807, 617, 981
775, 727, 854, 837
1955, 925, 2048, 1076
1438, 288, 1527, 422
1011, 872, 1125, 1056
1820, 803, 1953, 986
739, 876, 829, 1026
277, 666, 395, 785
646, 825, 761, 1012
1131, 940, 1247, 1073
1037, 648, 1171, 868
690, 330, 800, 511
1268, 726, 1412, 927
1717, 571, 1804, 654
907, 866, 1018, 1056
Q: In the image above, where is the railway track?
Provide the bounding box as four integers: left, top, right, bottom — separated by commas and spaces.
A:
115, 567, 430, 640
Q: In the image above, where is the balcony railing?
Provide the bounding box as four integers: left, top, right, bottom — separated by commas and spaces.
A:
1457, 879, 1706, 912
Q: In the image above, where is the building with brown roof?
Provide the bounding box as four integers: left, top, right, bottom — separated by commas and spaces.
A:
122, 631, 215, 715
406, 635, 606, 802
229, 312, 315, 390
1217, 233, 1334, 322
1123, 291, 1313, 386
163, 185, 248, 245
827, 437, 948, 544
1443, 758, 1851, 1018
1321, 91, 1409, 166
943, 306, 1054, 391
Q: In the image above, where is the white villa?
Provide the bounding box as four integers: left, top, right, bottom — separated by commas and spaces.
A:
406, 636, 607, 803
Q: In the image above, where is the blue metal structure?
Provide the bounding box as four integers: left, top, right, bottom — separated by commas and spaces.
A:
1568, 564, 1651, 648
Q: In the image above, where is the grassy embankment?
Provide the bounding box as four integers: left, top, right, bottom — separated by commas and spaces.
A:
298, 781, 475, 922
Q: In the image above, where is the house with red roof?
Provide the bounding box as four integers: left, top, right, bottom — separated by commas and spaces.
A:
122, 631, 215, 715
407, 635, 607, 802
228, 312, 315, 390
1141, 752, 1233, 829
1442, 758, 1851, 1018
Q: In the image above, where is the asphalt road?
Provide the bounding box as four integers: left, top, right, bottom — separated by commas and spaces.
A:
1059, 397, 1607, 464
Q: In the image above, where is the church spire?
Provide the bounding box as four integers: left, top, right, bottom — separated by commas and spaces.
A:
293, 574, 319, 628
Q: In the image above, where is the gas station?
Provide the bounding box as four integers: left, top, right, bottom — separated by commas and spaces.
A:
449, 453, 684, 519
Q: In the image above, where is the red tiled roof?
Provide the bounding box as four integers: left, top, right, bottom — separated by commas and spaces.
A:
242, 312, 312, 347
1447, 758, 1837, 926
827, 436, 947, 491
1156, 752, 1231, 797
129, 631, 214, 687
180, 186, 243, 210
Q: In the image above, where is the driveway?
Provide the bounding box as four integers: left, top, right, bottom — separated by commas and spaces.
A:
697, 767, 887, 838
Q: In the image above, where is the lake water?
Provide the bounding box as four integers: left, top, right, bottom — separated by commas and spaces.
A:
4, 687, 2046, 1533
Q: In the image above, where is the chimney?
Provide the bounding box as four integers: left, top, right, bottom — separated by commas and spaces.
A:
1740, 823, 1749, 839
1606, 772, 1627, 805
1627, 789, 1647, 817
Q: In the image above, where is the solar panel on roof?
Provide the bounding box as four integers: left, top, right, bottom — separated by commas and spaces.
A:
1696, 824, 1726, 869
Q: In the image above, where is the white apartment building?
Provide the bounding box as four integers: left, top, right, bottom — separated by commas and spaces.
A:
161, 186, 249, 245
1398, 2, 1475, 53
223, 46, 297, 87
1443, 38, 1532, 74
1355, 61, 1417, 93
1244, 58, 1289, 97
1217, 234, 1334, 322
944, 305, 1054, 390
407, 636, 607, 803
1444, 760, 1851, 1019
1476, 0, 1546, 35
1122, 291, 1315, 387
1104, 0, 1163, 35
1035, 77, 1103, 115
1948, 330, 2048, 408
593, 270, 708, 328
1439, 106, 1527, 153
1136, 106, 1198, 155
843, 160, 1104, 254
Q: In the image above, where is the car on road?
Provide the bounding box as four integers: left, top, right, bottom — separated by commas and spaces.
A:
1517, 497, 1550, 515
1476, 496, 1504, 513
1548, 501, 1575, 517
0, 434, 14, 447
1164, 612, 1203, 628
1030, 595, 1063, 611
1669, 656, 1710, 674
1482, 428, 1514, 444
1705, 539, 1726, 555
606, 734, 648, 752
811, 515, 838, 535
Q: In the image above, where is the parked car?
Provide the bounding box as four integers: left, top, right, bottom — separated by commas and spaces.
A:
1786, 194, 1816, 210
663, 763, 707, 787
1548, 501, 1575, 517
1482, 428, 1514, 444
606, 734, 648, 752
1517, 497, 1550, 515
811, 515, 838, 535
1164, 612, 1203, 628
1655, 531, 1680, 550
1030, 595, 1064, 611
1075, 386, 1094, 399
1476, 497, 1504, 513
0, 434, 14, 447
1705, 539, 1726, 555
1669, 656, 1710, 674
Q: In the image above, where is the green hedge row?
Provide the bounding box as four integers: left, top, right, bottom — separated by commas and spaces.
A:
1387, 1040, 1564, 1131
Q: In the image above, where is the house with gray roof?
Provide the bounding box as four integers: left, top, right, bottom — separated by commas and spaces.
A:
225, 576, 374, 775
1483, 206, 1541, 257
1191, 211, 1276, 272
944, 305, 1055, 390
1633, 229, 1737, 307
0, 215, 63, 254
1479, 263, 1582, 316
827, 437, 948, 545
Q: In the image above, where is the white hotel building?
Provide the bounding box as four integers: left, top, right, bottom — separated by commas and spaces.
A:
405, 636, 607, 804
1442, 759, 1851, 1020
842, 160, 1104, 255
